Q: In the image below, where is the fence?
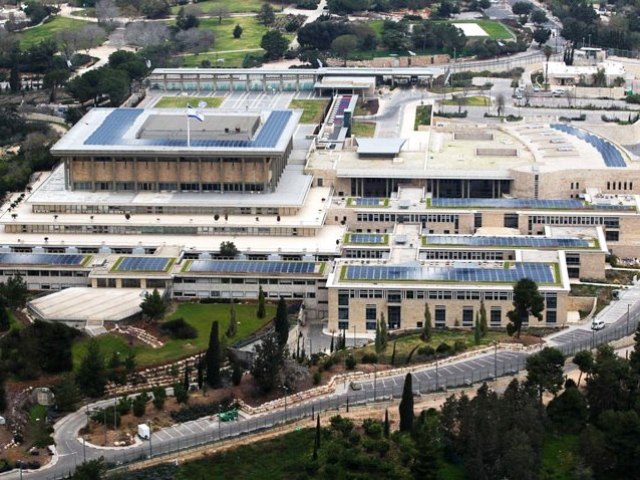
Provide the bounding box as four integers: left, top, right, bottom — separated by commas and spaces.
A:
39, 301, 640, 479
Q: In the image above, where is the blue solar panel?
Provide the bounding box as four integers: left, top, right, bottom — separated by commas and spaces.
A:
353, 198, 382, 206
343, 262, 555, 283
431, 198, 583, 209
0, 253, 85, 266
424, 235, 590, 248
349, 234, 386, 244
116, 257, 171, 271
84, 109, 292, 149
550, 124, 626, 167
188, 261, 316, 274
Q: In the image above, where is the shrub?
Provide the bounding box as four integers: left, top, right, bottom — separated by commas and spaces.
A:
170, 398, 235, 423
418, 346, 435, 357
231, 362, 243, 386
323, 356, 335, 371
160, 318, 197, 339
436, 342, 452, 355
173, 383, 189, 404
116, 397, 131, 416
453, 340, 466, 353
345, 354, 356, 370
313, 371, 321, 385
132, 393, 149, 417
361, 353, 378, 364
152, 387, 166, 410
362, 418, 382, 438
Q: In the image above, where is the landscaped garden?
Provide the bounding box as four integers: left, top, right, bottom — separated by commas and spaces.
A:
414, 104, 432, 130
72, 302, 275, 368
18, 16, 89, 50
351, 121, 376, 137
288, 99, 329, 124
170, 0, 278, 15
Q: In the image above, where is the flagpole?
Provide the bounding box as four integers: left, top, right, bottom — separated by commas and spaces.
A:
187, 115, 190, 147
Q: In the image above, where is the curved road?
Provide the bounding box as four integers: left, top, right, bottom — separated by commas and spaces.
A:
11, 285, 640, 479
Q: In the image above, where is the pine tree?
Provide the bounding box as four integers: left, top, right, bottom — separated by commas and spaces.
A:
76, 338, 107, 398
226, 299, 237, 338
206, 321, 221, 388
422, 303, 432, 341
479, 300, 488, 337
275, 297, 289, 348
384, 409, 390, 438
399, 373, 414, 432
257, 286, 266, 319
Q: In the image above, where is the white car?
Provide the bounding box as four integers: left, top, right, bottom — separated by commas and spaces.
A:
551, 89, 564, 97
532, 85, 541, 92
591, 319, 606, 331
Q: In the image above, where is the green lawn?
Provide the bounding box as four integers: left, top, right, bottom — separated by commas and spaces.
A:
448, 20, 514, 40
351, 121, 376, 137
155, 96, 224, 108
195, 16, 271, 52
442, 95, 491, 106
72, 302, 275, 368
368, 19, 384, 39
541, 434, 579, 480
288, 99, 329, 123
18, 16, 90, 50
414, 104, 432, 130
70, 7, 96, 17
182, 49, 261, 67
171, 0, 278, 15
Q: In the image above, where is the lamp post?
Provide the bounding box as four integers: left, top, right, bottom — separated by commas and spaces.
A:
493, 342, 498, 378
148, 420, 153, 458
353, 325, 356, 348
627, 303, 631, 336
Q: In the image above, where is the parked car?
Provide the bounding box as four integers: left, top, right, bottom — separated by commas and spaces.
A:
551, 89, 564, 97
591, 319, 606, 331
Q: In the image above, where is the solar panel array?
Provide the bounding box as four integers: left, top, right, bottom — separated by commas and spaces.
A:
551, 124, 626, 167
343, 263, 555, 283
84, 109, 292, 149
115, 257, 171, 272
188, 261, 316, 274
424, 235, 590, 248
0, 253, 86, 266
349, 234, 386, 244
353, 198, 382, 206
431, 198, 583, 209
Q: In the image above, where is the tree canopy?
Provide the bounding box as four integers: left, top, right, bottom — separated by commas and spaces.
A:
506, 278, 544, 337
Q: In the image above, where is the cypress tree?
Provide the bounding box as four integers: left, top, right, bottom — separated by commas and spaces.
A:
391, 341, 397, 366
196, 355, 204, 389
206, 321, 221, 387
313, 414, 321, 460
479, 300, 488, 337
330, 333, 334, 353
380, 313, 388, 350
226, 299, 237, 338
342, 329, 347, 350
257, 286, 266, 318
384, 409, 390, 438
375, 318, 383, 353
474, 317, 481, 345
422, 303, 432, 341
183, 362, 190, 391
399, 373, 414, 432
275, 297, 289, 348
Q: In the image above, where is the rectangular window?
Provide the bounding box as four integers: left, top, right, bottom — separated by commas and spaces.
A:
605, 230, 619, 241
338, 292, 349, 306
546, 310, 557, 324
503, 213, 519, 229
435, 306, 446, 327
546, 294, 557, 309
388, 291, 402, 303
474, 213, 482, 228
365, 321, 376, 330
490, 307, 501, 326
338, 321, 349, 330
462, 307, 474, 327
365, 305, 377, 321
338, 308, 349, 321
158, 182, 178, 191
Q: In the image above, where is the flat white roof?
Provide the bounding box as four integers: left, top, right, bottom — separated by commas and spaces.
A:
28, 287, 150, 322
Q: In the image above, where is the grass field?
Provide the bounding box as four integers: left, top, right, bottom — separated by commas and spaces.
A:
449, 20, 514, 40
155, 96, 224, 108
351, 121, 376, 137
170, 0, 277, 15
182, 49, 261, 67
18, 16, 89, 50
195, 16, 271, 52
442, 95, 491, 106
288, 99, 329, 123
70, 7, 96, 17
72, 302, 275, 368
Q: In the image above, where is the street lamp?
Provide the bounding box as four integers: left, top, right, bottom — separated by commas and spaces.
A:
627, 303, 631, 336
493, 342, 498, 378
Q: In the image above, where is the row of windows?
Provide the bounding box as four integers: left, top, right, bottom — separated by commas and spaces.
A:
344, 250, 389, 259
528, 215, 619, 228
0, 270, 87, 277
356, 213, 459, 223
338, 289, 517, 301
175, 291, 315, 299
607, 181, 633, 191
87, 157, 266, 163
75, 182, 266, 193
33, 204, 280, 216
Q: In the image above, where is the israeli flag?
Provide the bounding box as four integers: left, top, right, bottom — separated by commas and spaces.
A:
187, 105, 204, 122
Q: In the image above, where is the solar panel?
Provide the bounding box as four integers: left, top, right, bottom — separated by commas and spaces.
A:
349, 234, 385, 244
353, 198, 382, 206
188, 260, 316, 274
115, 257, 171, 271
0, 253, 86, 266
84, 109, 292, 149
431, 198, 583, 209
550, 124, 626, 167
343, 262, 555, 284
423, 235, 590, 248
